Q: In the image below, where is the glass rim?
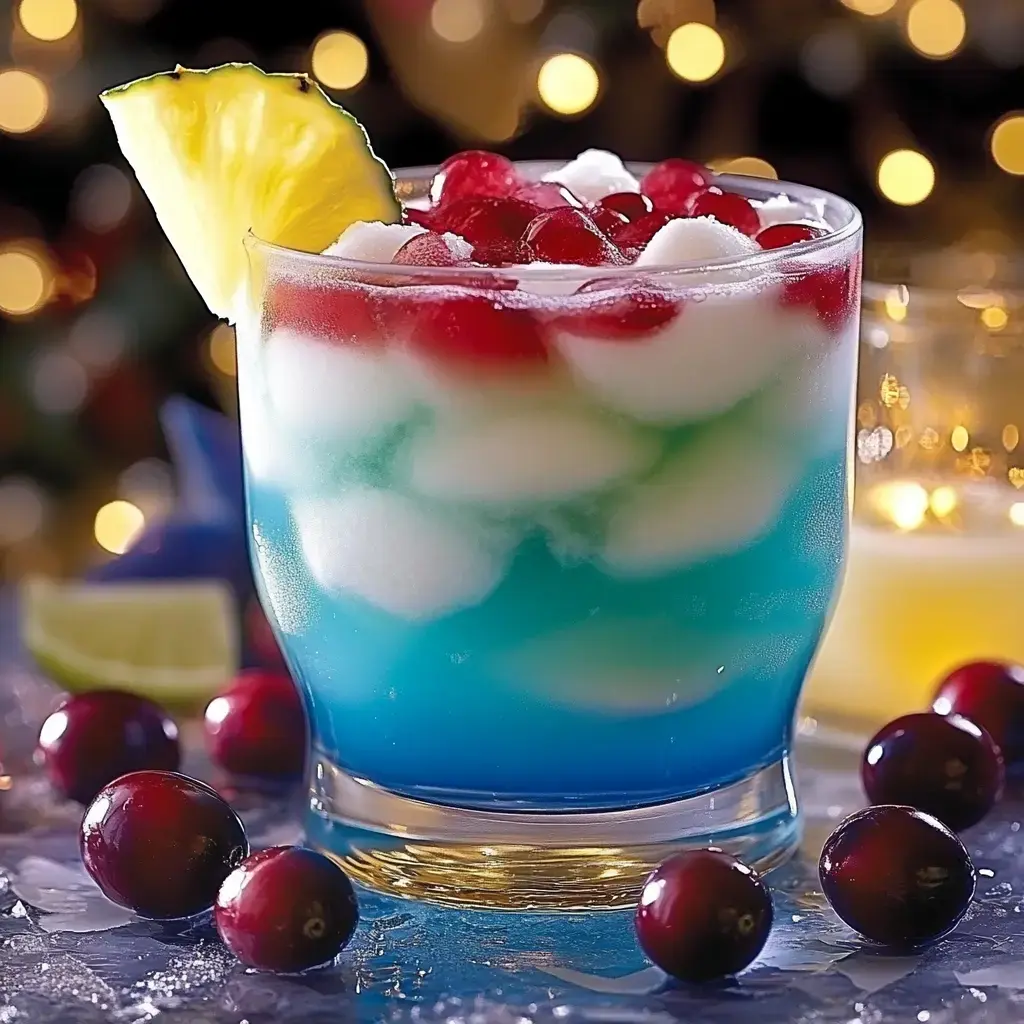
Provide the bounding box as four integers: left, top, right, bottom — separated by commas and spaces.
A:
245, 164, 863, 282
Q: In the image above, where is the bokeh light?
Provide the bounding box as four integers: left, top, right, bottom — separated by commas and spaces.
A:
876, 149, 935, 205
905, 0, 967, 59
951, 425, 970, 452
94, 500, 145, 555
800, 26, 866, 98
505, 0, 544, 24
207, 323, 237, 376
869, 480, 929, 531
31, 350, 88, 414
981, 305, 1009, 331
0, 245, 54, 317
666, 23, 726, 82
70, 164, 133, 233
840, 0, 896, 14
17, 0, 78, 41
0, 478, 47, 546
431, 0, 487, 42
991, 114, 1024, 175
1010, 503, 1024, 528
0, 69, 49, 134
311, 31, 369, 91
537, 53, 600, 116
711, 156, 778, 179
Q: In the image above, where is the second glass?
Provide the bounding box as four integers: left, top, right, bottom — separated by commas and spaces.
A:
239, 166, 862, 909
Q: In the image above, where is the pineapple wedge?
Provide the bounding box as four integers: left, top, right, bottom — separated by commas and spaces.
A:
100, 63, 400, 321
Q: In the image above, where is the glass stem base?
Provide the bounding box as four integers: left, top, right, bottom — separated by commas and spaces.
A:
305, 754, 801, 911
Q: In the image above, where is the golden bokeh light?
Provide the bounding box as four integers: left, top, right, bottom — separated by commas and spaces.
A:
870, 480, 929, 531
981, 305, 1009, 331
710, 156, 778, 179
311, 31, 369, 91
876, 149, 935, 205
951, 425, 970, 452
18, 0, 78, 41
840, 0, 897, 14
905, 0, 966, 59
0, 69, 49, 134
94, 500, 145, 555
929, 486, 958, 519
1010, 503, 1024, 528
505, 0, 544, 23
207, 324, 237, 376
1003, 425, 1019, 452
431, 0, 487, 42
884, 292, 909, 322
537, 53, 600, 116
666, 23, 726, 82
0, 246, 53, 316
990, 114, 1024, 176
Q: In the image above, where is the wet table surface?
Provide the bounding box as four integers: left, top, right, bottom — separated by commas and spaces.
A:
2, 594, 1023, 1024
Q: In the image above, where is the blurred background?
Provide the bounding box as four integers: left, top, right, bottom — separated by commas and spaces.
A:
0, 0, 1023, 582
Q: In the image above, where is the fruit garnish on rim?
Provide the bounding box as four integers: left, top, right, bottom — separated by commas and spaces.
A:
100, 63, 400, 322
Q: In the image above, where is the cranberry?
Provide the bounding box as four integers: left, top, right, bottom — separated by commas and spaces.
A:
523, 208, 624, 266
934, 661, 1024, 767
514, 181, 583, 210
429, 150, 519, 206
244, 599, 288, 672
215, 846, 358, 972
756, 223, 824, 250
555, 281, 680, 340
611, 211, 672, 250
37, 691, 180, 806
410, 293, 549, 366
393, 231, 462, 267
862, 713, 1004, 831
265, 278, 382, 347
433, 196, 539, 262
641, 159, 711, 215
402, 207, 434, 230
204, 670, 306, 781
685, 188, 761, 237
599, 191, 656, 223
81, 770, 248, 919
819, 805, 976, 947
635, 849, 772, 982
781, 259, 859, 333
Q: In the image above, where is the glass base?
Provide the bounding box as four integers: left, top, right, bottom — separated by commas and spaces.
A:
305, 753, 801, 911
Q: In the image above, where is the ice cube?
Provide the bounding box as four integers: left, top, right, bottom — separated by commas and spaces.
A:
322, 221, 426, 261
404, 407, 658, 504
601, 421, 799, 574
554, 290, 812, 424
264, 329, 415, 440
292, 488, 506, 619
636, 216, 759, 283
541, 149, 641, 205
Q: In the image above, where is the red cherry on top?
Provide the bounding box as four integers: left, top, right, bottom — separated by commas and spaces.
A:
934, 661, 1024, 767
514, 181, 583, 210
756, 223, 824, 250
434, 196, 539, 258
599, 191, 656, 223
611, 211, 672, 250
523, 207, 625, 266
685, 188, 762, 237
402, 207, 434, 230
429, 150, 519, 207
205, 670, 307, 781
641, 158, 711, 215
393, 231, 463, 267
588, 204, 629, 237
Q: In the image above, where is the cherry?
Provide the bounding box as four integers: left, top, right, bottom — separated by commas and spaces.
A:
265, 278, 382, 347
599, 191, 656, 223
756, 223, 824, 250
819, 805, 976, 947
780, 258, 859, 333
204, 670, 307, 781
685, 188, 761, 237
514, 181, 583, 210
635, 849, 772, 982
402, 207, 434, 230
934, 661, 1024, 768
410, 293, 549, 366
554, 282, 680, 340
81, 770, 248, 919
429, 150, 519, 207
523, 208, 624, 266
588, 204, 629, 237
433, 196, 539, 263
215, 846, 359, 972
610, 211, 672, 250
862, 713, 1004, 831
37, 691, 180, 805
393, 231, 462, 267
641, 159, 711, 215
244, 599, 288, 672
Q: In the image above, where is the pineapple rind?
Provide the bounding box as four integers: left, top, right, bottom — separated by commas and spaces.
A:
101, 63, 400, 321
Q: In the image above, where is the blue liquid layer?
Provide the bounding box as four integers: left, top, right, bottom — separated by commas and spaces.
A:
248, 451, 845, 811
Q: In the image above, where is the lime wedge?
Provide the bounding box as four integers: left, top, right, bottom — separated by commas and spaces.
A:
20, 577, 239, 708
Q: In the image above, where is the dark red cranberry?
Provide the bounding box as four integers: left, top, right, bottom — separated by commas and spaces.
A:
429, 150, 519, 206
410, 294, 549, 366
610, 211, 672, 249
245, 599, 288, 672
265, 278, 382, 347
514, 181, 583, 210
756, 223, 824, 250
780, 258, 859, 333
934, 661, 1024, 767
80, 770, 248, 919
204, 670, 307, 781
402, 207, 434, 230
215, 846, 358, 972
433, 196, 539, 258
862, 713, 1004, 831
37, 691, 180, 805
685, 188, 761, 236
635, 849, 772, 982
555, 281, 680, 340
641, 158, 711, 215
393, 231, 462, 267
819, 805, 976, 947
588, 204, 629, 237
599, 191, 656, 222
523, 208, 624, 267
